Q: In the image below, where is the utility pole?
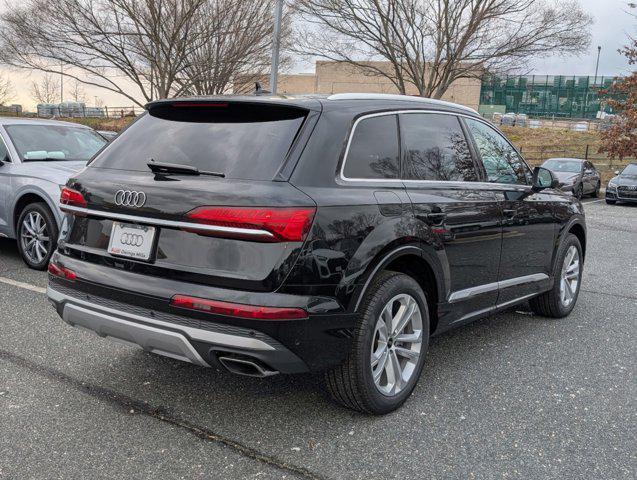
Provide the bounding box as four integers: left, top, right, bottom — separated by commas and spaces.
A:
60, 63, 64, 103
269, 0, 283, 94
594, 46, 602, 84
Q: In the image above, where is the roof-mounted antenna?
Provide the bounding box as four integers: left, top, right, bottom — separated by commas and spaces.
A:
254, 82, 271, 95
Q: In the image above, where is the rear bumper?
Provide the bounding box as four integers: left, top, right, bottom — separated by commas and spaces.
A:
47, 285, 311, 373
47, 258, 358, 374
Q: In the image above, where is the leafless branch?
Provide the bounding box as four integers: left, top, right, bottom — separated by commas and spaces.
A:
293, 0, 593, 98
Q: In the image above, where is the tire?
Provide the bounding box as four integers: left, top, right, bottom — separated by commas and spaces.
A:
591, 181, 601, 198
529, 234, 583, 318
605, 199, 616, 205
324, 271, 430, 414
16, 202, 58, 270
574, 184, 583, 200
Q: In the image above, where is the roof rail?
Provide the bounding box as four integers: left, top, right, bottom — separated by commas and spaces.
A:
326, 93, 477, 114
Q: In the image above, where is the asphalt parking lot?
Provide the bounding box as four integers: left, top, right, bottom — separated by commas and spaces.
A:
1, 198, 635, 480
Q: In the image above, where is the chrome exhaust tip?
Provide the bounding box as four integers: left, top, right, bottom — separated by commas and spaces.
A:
218, 355, 279, 377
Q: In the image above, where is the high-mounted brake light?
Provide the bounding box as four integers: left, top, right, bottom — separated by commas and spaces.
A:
184, 206, 316, 242
60, 187, 87, 208
170, 295, 308, 320
171, 102, 228, 108
48, 262, 77, 281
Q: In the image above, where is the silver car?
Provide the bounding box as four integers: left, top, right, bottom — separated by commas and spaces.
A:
0, 118, 107, 269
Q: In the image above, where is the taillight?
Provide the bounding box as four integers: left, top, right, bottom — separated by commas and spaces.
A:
183, 206, 316, 242
170, 295, 308, 320
60, 187, 87, 208
48, 262, 77, 281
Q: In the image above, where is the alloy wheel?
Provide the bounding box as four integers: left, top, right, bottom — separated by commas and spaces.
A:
370, 294, 423, 396
20, 211, 50, 265
559, 245, 580, 307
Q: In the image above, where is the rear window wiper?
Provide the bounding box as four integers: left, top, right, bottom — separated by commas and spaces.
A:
147, 160, 225, 178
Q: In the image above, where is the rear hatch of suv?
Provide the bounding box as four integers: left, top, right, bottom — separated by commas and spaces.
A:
58, 99, 320, 292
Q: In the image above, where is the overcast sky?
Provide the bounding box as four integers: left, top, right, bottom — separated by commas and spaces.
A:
1, 0, 635, 109
529, 0, 634, 77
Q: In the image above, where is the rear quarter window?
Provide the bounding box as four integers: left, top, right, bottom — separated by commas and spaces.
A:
342, 114, 400, 180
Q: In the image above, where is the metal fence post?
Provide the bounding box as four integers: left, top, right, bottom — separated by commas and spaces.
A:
585, 145, 589, 160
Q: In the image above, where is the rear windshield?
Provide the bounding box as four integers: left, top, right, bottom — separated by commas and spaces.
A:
89, 103, 307, 180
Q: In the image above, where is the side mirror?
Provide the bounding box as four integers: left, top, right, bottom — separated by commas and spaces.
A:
532, 166, 558, 191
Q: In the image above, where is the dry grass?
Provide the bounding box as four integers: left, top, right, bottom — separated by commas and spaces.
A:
63, 116, 135, 131
500, 126, 631, 182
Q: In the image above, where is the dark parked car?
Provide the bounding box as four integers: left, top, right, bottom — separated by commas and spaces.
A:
606, 163, 637, 204
541, 158, 601, 199
47, 94, 586, 414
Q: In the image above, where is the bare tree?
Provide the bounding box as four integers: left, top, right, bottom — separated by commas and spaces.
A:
294, 0, 593, 98
30, 74, 60, 104
177, 0, 286, 95
69, 80, 87, 103
0, 0, 208, 107
0, 0, 286, 105
0, 74, 14, 105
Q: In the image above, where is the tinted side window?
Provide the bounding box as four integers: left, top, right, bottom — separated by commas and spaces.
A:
401, 113, 477, 181
465, 119, 532, 185
343, 115, 400, 179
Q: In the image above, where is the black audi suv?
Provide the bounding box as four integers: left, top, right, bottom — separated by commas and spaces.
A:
47, 94, 586, 414
605, 163, 637, 204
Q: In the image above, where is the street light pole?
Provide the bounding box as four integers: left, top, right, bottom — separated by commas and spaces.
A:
594, 46, 602, 84
269, 0, 284, 94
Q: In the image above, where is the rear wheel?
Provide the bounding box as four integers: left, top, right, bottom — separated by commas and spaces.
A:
591, 181, 601, 198
529, 234, 582, 318
16, 203, 58, 270
324, 271, 429, 414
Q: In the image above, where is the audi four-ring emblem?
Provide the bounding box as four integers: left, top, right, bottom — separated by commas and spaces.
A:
114, 190, 146, 207
120, 233, 144, 247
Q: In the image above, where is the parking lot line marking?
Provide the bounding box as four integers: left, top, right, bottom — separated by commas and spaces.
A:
584, 199, 605, 204
0, 348, 325, 480
0, 276, 47, 294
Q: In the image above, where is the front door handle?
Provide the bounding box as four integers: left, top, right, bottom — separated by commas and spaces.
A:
425, 212, 447, 225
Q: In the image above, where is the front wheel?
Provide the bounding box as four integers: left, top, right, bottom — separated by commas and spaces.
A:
16, 203, 58, 270
606, 199, 616, 205
574, 184, 583, 200
530, 234, 583, 318
324, 271, 429, 414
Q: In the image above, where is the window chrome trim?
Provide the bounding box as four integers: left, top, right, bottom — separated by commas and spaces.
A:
448, 273, 549, 303
59, 205, 275, 239
338, 109, 531, 191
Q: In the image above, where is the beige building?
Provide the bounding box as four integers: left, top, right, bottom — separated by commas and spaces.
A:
238, 61, 481, 111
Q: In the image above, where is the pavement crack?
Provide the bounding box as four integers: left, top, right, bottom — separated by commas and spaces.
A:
580, 289, 637, 301
0, 349, 327, 480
